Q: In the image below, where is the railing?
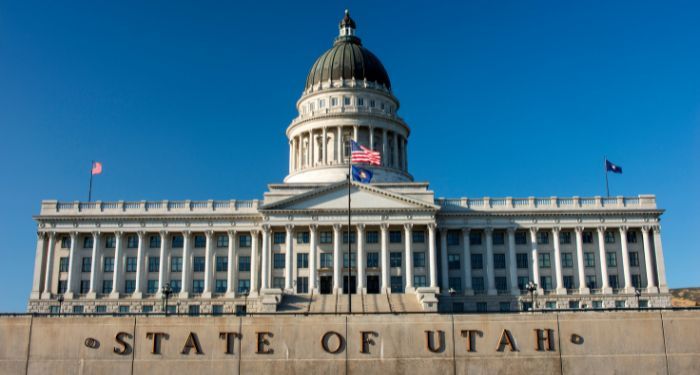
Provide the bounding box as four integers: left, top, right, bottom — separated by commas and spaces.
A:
42, 199, 260, 215
435, 195, 657, 211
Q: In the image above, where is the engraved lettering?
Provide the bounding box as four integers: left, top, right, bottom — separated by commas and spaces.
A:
146, 332, 168, 354
113, 332, 133, 355
181, 332, 204, 355
219, 332, 241, 355
496, 329, 518, 352
425, 330, 445, 353
321, 331, 345, 354
460, 330, 483, 352
360, 331, 378, 354
256, 332, 274, 354
535, 329, 555, 351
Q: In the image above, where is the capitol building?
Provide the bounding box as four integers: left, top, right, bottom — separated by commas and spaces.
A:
27, 11, 670, 315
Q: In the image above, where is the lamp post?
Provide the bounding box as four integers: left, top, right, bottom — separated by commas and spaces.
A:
526, 281, 538, 313
242, 290, 249, 317
57, 294, 64, 316
161, 283, 173, 316
634, 288, 642, 310
448, 288, 457, 313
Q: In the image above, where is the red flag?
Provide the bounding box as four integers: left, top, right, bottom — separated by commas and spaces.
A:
91, 161, 102, 175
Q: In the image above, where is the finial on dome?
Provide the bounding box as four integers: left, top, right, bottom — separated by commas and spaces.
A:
339, 9, 356, 36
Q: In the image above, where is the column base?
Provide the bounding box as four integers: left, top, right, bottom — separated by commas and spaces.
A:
109, 292, 121, 299
601, 287, 613, 294
659, 286, 669, 293
131, 292, 143, 299
487, 289, 498, 296
41, 292, 53, 300
578, 287, 590, 295
30, 291, 41, 300
63, 292, 75, 300
201, 291, 212, 299
555, 288, 567, 295
225, 291, 236, 299
623, 287, 636, 294
646, 286, 659, 294
178, 292, 190, 299
86, 292, 97, 299
404, 286, 415, 294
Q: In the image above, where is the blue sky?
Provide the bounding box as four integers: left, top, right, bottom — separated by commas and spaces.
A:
0, 1, 698, 312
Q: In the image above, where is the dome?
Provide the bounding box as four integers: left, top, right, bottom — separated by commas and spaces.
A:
305, 11, 391, 91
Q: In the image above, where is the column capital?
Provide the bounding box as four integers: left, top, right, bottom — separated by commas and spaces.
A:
652, 225, 661, 234
551, 227, 561, 233
597, 225, 606, 233
484, 227, 493, 234
36, 231, 45, 241
618, 225, 628, 233
575, 226, 584, 233
137, 231, 146, 239
641, 225, 651, 232
70, 231, 78, 239
183, 230, 192, 237
427, 223, 436, 230
462, 227, 472, 235
261, 224, 271, 233
356, 223, 365, 231
227, 229, 237, 236
91, 231, 100, 238
332, 223, 342, 231
529, 227, 537, 236
205, 230, 214, 238
380, 223, 390, 231
403, 223, 413, 231
159, 230, 168, 237
250, 229, 261, 236
114, 231, 124, 238
47, 231, 56, 240
285, 224, 294, 232
309, 224, 318, 232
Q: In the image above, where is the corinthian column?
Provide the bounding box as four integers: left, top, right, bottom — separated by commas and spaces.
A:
652, 226, 668, 293
552, 228, 566, 295
575, 227, 589, 294
87, 232, 101, 299
529, 228, 542, 294
404, 223, 414, 292
597, 227, 611, 293
156, 231, 169, 298
428, 224, 437, 289
285, 225, 294, 291
439, 228, 449, 294
65, 232, 78, 299
225, 230, 237, 298
333, 224, 342, 293
42, 232, 56, 299
30, 232, 47, 299
485, 228, 496, 295
380, 223, 389, 292
202, 230, 214, 298
506, 228, 519, 295
641, 227, 657, 293
357, 224, 366, 293
110, 232, 124, 298
619, 226, 633, 293
309, 225, 318, 292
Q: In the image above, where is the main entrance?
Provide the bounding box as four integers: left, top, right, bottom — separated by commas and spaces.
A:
319, 276, 333, 294
343, 275, 357, 294
367, 275, 380, 294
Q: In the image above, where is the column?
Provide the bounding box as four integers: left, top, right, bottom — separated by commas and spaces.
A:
485, 228, 496, 295
428, 224, 437, 289
285, 225, 294, 291
309, 130, 314, 167
288, 140, 292, 173
403, 138, 408, 171
180, 231, 192, 297
133, 232, 145, 298
110, 232, 123, 298
225, 230, 237, 297
291, 138, 297, 171
619, 227, 633, 292
356, 224, 366, 293
641, 227, 657, 292
404, 223, 413, 292
332, 224, 341, 293
42, 232, 56, 299
65, 232, 78, 298
157, 231, 168, 297
202, 230, 214, 297
382, 129, 388, 167
529, 228, 541, 293
337, 126, 342, 163
652, 226, 668, 293
392, 132, 399, 168
575, 227, 589, 294
506, 228, 519, 295
250, 230, 260, 294
439, 228, 449, 293
353, 125, 358, 141
261, 227, 271, 290
30, 232, 47, 299
380, 223, 389, 292
461, 229, 473, 295
87, 232, 101, 298
596, 227, 611, 293
552, 228, 565, 294
369, 126, 374, 151
322, 128, 327, 165
309, 225, 318, 292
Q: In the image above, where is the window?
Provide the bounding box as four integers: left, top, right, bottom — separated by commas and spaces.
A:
540, 276, 553, 290
58, 280, 67, 294
472, 277, 484, 292
342, 232, 356, 244
239, 256, 251, 272
297, 232, 309, 244
211, 305, 223, 315
605, 231, 615, 244
148, 257, 159, 273
632, 274, 641, 288
171, 257, 183, 272
413, 275, 427, 287
82, 257, 91, 273
95, 305, 107, 313
448, 277, 462, 292
453, 302, 464, 313
102, 280, 112, 294
171, 235, 183, 248
592, 300, 602, 309
297, 253, 308, 269
170, 280, 181, 293
495, 276, 507, 291
493, 254, 506, 269
606, 252, 617, 267
127, 235, 138, 248
217, 235, 228, 248
61, 236, 71, 249
126, 257, 137, 272
216, 257, 228, 272
192, 280, 204, 293
369, 99, 375, 108
469, 232, 482, 245
239, 235, 251, 247
537, 232, 549, 245
493, 232, 505, 245
215, 279, 227, 293
105, 235, 115, 248
538, 253, 551, 268
500, 302, 511, 312
387, 276, 402, 293
194, 235, 205, 248
343, 96, 350, 105
73, 305, 84, 314
568, 300, 580, 309
274, 253, 285, 269
518, 276, 529, 290
188, 305, 200, 316
380, 102, 385, 110
639, 300, 649, 308
238, 279, 250, 294
147, 280, 158, 294
582, 231, 593, 244
331, 97, 338, 107
390, 252, 402, 268
149, 235, 160, 248
124, 280, 136, 293
561, 253, 573, 268
119, 305, 130, 313
447, 254, 460, 270
341, 253, 355, 268
320, 253, 333, 268
557, 232, 570, 244
471, 254, 483, 269
629, 252, 640, 267
320, 231, 332, 244
545, 301, 557, 310
585, 275, 597, 289
367, 252, 379, 268
59, 257, 69, 272
273, 232, 286, 244
357, 97, 364, 106
413, 252, 425, 268
80, 280, 89, 294
83, 236, 93, 248
366, 231, 379, 244
319, 99, 325, 108
515, 232, 527, 245
389, 231, 402, 243
615, 300, 626, 308
627, 231, 638, 243
584, 252, 595, 267
516, 253, 528, 269
446, 230, 460, 246
412, 231, 425, 243
476, 302, 487, 312
103, 257, 114, 272
193, 257, 205, 272
563, 275, 574, 289
297, 277, 309, 293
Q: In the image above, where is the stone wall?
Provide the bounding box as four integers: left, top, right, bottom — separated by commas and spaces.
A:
1, 310, 699, 374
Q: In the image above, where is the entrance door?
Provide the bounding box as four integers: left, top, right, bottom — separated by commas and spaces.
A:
320, 276, 333, 294
343, 275, 357, 294
366, 276, 380, 294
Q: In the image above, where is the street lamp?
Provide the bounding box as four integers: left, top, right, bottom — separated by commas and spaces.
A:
161, 283, 173, 316
56, 294, 64, 316
634, 288, 642, 310
525, 281, 538, 313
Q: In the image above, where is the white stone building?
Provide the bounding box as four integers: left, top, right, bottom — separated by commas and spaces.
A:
27, 11, 670, 314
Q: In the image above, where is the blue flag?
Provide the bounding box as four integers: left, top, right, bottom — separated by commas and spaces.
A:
351, 165, 373, 183
605, 160, 623, 174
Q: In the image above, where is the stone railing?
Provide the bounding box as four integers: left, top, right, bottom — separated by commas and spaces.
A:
39, 199, 260, 216
436, 195, 656, 211
290, 106, 406, 126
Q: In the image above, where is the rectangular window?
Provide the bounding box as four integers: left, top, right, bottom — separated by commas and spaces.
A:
297, 253, 308, 269
492, 232, 505, 245
516, 253, 528, 269
82, 257, 91, 273
343, 96, 350, 105
342, 232, 357, 244
515, 232, 527, 245
103, 257, 114, 272
148, 257, 159, 273
615, 300, 626, 309
217, 235, 228, 248
447, 254, 460, 270
273, 232, 286, 244
61, 236, 70, 249
446, 230, 460, 246
413, 275, 427, 288
561, 253, 573, 268
560, 232, 572, 244
124, 280, 136, 293
216, 256, 228, 272
469, 232, 482, 245
607, 252, 617, 267
193, 257, 205, 272
188, 305, 200, 316
331, 97, 338, 107
58, 280, 67, 294
171, 257, 183, 272
584, 252, 595, 267
357, 97, 364, 106
212, 305, 223, 315
545, 301, 557, 310
102, 280, 112, 294
476, 302, 487, 312
538, 253, 551, 268
118, 305, 129, 313
172, 235, 183, 248
366, 231, 379, 244
80, 280, 90, 294
605, 231, 615, 244
495, 276, 507, 291
518, 276, 529, 290
273, 277, 284, 289
499, 302, 511, 312
192, 279, 204, 293
95, 305, 107, 313
412, 231, 425, 243
170, 280, 181, 293
627, 231, 638, 243
472, 277, 484, 292
585, 275, 597, 289
238, 279, 250, 294
126, 257, 137, 272
343, 253, 357, 268
297, 232, 310, 244
390, 252, 402, 268
73, 305, 84, 314
632, 274, 641, 288
609, 275, 619, 289
540, 276, 553, 290
568, 300, 580, 310
127, 235, 138, 249
239, 234, 251, 247
493, 254, 506, 269
389, 231, 402, 243
215, 279, 227, 293
194, 235, 206, 248
367, 252, 379, 268
83, 236, 93, 249
320, 231, 332, 244
105, 235, 115, 248
273, 253, 285, 269
319, 99, 325, 108
296, 277, 309, 293
537, 232, 550, 245
369, 99, 375, 108
448, 277, 462, 292
471, 254, 483, 269
583, 231, 593, 244
391, 276, 404, 293
239, 256, 251, 272
149, 235, 160, 248
59, 257, 69, 272
320, 253, 333, 268
563, 275, 574, 289
147, 280, 158, 294
413, 252, 425, 268
629, 252, 639, 267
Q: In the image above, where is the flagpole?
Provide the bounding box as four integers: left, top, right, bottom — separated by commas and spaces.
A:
88, 160, 94, 202
347, 140, 352, 314
604, 156, 610, 197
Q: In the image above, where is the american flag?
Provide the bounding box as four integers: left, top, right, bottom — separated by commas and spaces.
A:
351, 140, 381, 165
